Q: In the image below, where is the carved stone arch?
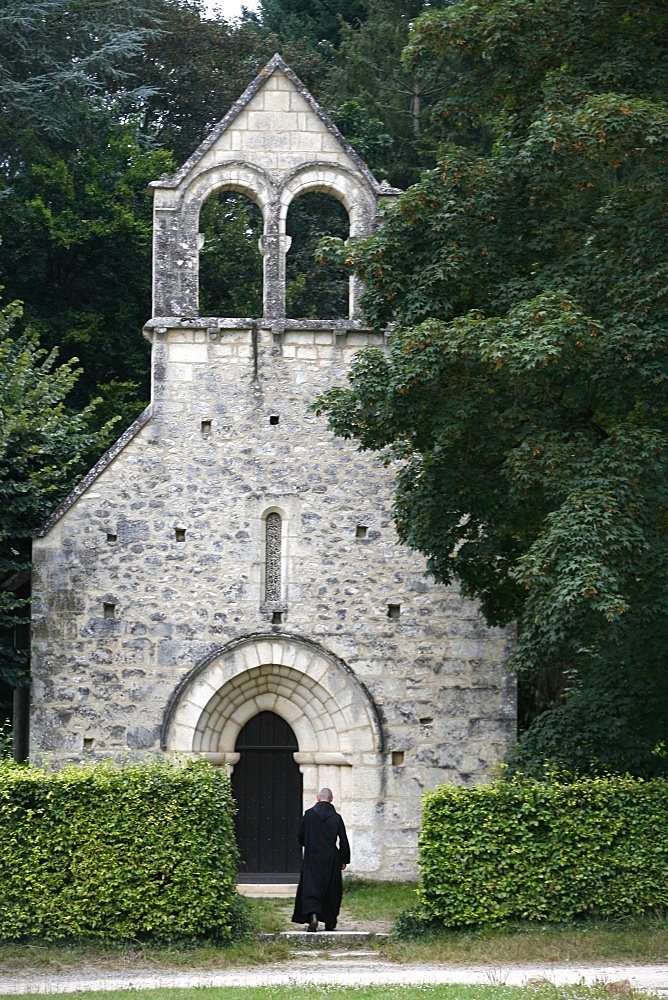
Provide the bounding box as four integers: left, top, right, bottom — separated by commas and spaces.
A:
279, 163, 377, 238
162, 632, 382, 755
193, 664, 347, 754
180, 162, 276, 228
160, 633, 384, 858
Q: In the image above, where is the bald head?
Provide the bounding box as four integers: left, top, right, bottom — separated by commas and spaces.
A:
317, 787, 333, 802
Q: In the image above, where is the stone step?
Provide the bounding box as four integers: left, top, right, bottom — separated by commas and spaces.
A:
238, 883, 297, 897
261, 931, 390, 946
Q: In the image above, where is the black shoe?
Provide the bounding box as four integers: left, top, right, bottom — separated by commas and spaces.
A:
307, 914, 318, 932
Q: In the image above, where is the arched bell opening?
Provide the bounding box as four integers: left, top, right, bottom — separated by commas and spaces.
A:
198, 189, 264, 317
285, 191, 350, 319
231, 711, 303, 877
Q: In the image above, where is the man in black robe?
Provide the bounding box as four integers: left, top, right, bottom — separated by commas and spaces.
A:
292, 787, 350, 932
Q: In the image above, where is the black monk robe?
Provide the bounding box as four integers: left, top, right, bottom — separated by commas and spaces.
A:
291, 800, 351, 928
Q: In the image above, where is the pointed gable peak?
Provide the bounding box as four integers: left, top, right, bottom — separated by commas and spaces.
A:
157, 54, 398, 196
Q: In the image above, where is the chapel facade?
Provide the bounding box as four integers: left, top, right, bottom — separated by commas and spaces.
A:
30, 56, 516, 879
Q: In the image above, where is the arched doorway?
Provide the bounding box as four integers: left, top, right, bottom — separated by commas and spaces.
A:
232, 711, 303, 878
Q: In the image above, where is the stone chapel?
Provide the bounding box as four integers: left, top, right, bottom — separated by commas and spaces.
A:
30, 56, 516, 879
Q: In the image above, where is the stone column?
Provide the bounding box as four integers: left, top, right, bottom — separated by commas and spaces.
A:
260, 233, 291, 319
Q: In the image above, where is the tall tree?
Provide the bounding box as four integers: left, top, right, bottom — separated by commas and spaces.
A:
258, 0, 367, 49
0, 0, 176, 417
0, 297, 115, 687
323, 0, 442, 187
316, 0, 668, 775
0, 125, 174, 415
0, 0, 162, 141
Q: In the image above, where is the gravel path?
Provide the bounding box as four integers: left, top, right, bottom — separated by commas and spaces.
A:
1, 958, 667, 995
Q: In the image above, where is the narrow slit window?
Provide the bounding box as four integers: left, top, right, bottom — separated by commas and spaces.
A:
392, 751, 405, 766
269, 414, 279, 425
272, 611, 283, 624
201, 419, 212, 435
83, 737, 94, 751
175, 528, 186, 543
265, 512, 282, 603
106, 532, 117, 543
355, 525, 368, 538
387, 603, 401, 619
103, 602, 116, 620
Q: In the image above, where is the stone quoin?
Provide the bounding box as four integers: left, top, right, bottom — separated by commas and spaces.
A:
30, 55, 516, 878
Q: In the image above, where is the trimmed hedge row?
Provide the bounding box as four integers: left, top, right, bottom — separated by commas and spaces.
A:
0, 757, 243, 942
417, 774, 668, 928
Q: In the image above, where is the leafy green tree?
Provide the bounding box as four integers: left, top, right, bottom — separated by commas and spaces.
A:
258, 0, 367, 49
0, 0, 178, 418
316, 0, 668, 774
0, 298, 116, 687
0, 0, 162, 141
323, 0, 442, 187
0, 125, 174, 415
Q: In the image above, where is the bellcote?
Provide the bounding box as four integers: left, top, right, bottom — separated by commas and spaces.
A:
148, 54, 400, 322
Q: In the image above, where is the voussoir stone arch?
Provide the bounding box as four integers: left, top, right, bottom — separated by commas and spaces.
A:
182, 162, 276, 227
161, 633, 382, 758
279, 164, 377, 238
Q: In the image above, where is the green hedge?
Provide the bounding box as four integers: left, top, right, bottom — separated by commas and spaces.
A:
417, 774, 668, 928
0, 757, 243, 942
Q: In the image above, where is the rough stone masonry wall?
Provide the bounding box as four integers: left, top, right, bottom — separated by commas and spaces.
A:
31, 320, 516, 877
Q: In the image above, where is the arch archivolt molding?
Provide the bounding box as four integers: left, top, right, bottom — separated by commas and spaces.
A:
152, 158, 377, 318
279, 163, 376, 236
162, 633, 382, 761
165, 160, 374, 237
180, 162, 276, 227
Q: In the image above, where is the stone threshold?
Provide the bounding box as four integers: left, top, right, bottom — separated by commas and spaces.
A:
238, 883, 297, 897
260, 931, 390, 946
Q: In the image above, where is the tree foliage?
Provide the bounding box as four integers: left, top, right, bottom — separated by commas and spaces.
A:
258, 0, 367, 49
0, 0, 162, 140
322, 0, 442, 187
0, 299, 114, 686
316, 0, 668, 773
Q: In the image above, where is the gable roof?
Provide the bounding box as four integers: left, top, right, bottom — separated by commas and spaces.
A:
150, 53, 400, 197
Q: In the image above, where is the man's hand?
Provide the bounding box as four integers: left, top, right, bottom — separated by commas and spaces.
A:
341, 863, 347, 870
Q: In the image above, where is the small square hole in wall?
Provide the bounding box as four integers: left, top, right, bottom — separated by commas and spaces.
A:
106, 532, 117, 543
272, 611, 284, 624
201, 419, 212, 435
269, 414, 279, 425
83, 737, 94, 751
387, 603, 401, 619
355, 525, 368, 539
392, 751, 405, 766
175, 528, 186, 543
103, 602, 116, 620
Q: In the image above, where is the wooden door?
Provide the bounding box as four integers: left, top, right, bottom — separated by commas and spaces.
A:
232, 711, 303, 877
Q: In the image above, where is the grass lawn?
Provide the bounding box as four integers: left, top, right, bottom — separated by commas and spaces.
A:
0, 986, 658, 1000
